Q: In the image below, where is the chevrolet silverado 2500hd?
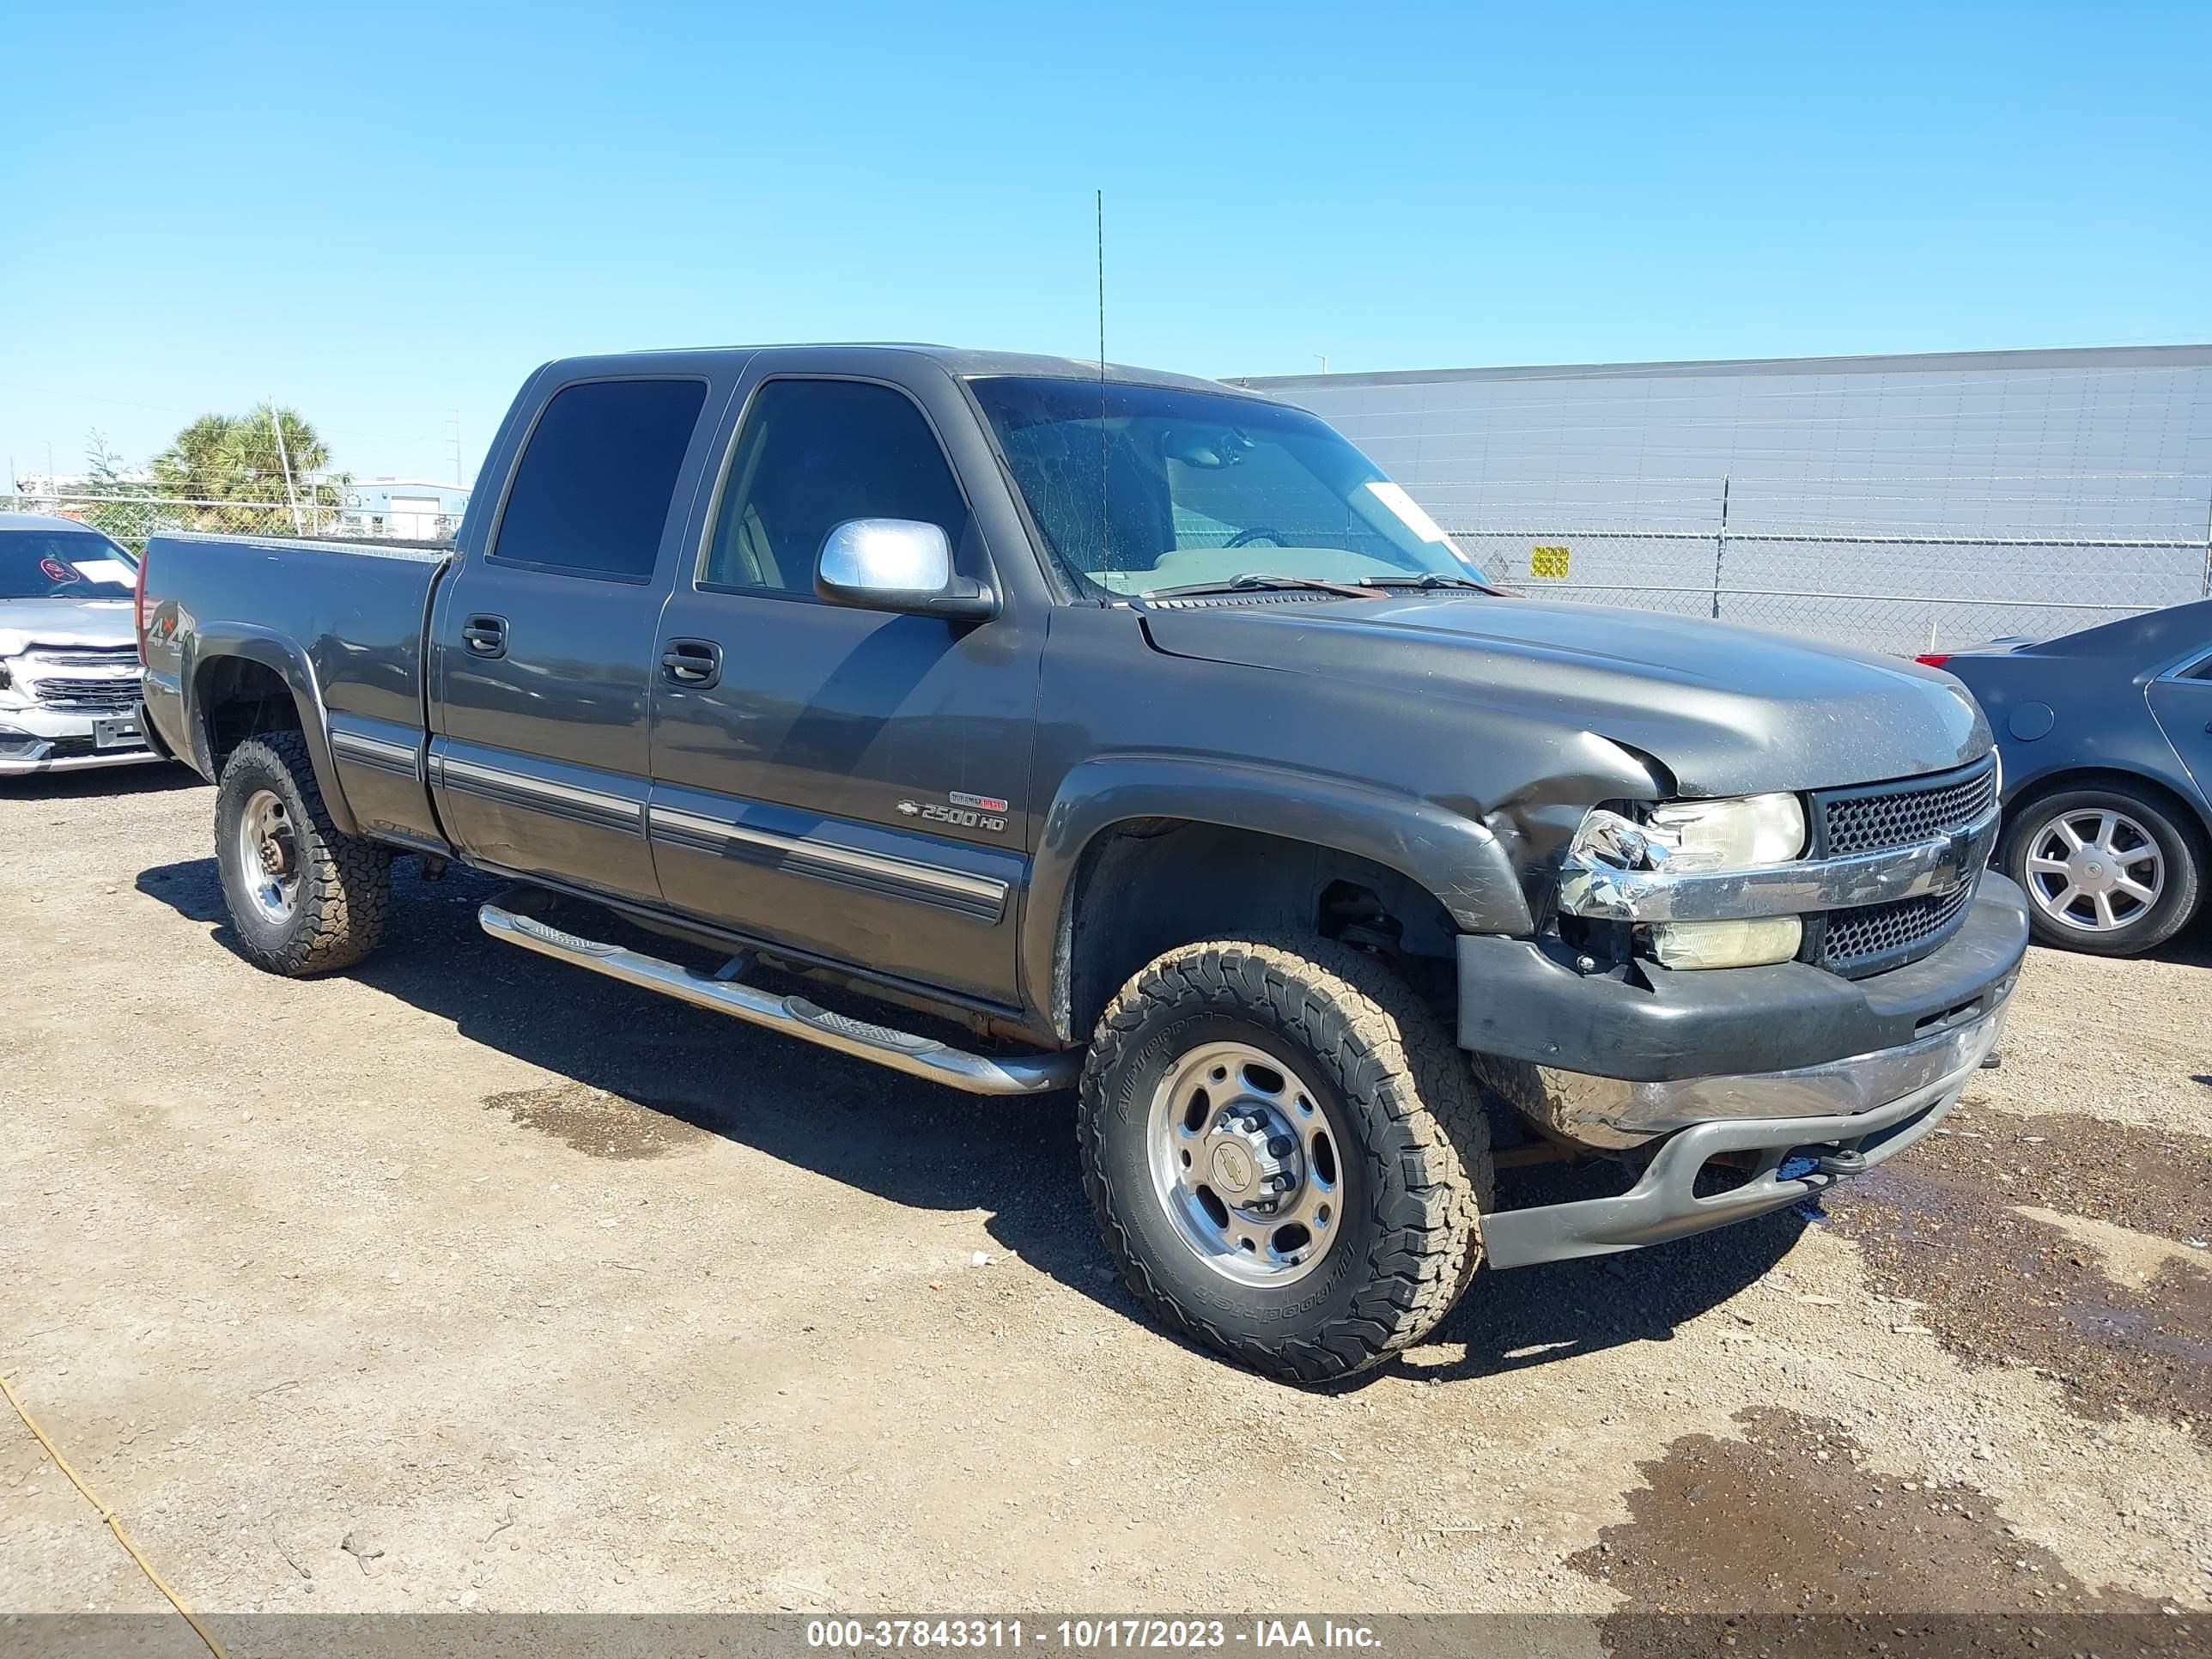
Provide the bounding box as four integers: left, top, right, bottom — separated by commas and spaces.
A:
138, 346, 2027, 1380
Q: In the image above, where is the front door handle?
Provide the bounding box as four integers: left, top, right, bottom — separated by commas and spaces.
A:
660, 637, 722, 689
462, 614, 507, 659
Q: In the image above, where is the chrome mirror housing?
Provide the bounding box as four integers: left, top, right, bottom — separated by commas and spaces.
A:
814, 519, 996, 621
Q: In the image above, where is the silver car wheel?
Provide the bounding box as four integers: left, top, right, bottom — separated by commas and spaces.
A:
237, 787, 301, 926
2024, 806, 2163, 933
1146, 1039, 1343, 1286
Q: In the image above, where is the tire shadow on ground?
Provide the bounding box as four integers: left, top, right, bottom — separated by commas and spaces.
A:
135, 852, 1804, 1389
1395, 1178, 1808, 1386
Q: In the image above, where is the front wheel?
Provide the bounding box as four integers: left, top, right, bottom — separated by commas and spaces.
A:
2000, 784, 2203, 956
1079, 937, 1492, 1382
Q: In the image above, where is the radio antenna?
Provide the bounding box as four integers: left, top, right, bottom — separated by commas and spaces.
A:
1096, 187, 1109, 571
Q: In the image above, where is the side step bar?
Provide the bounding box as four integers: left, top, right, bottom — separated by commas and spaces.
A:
478, 902, 1078, 1097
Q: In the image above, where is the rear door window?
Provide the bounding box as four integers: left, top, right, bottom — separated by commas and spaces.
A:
491, 379, 708, 580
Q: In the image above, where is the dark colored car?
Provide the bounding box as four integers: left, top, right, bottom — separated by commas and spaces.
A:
1923, 599, 2212, 955
138, 345, 2025, 1381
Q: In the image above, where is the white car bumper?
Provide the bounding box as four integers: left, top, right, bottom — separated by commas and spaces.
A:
0, 705, 169, 775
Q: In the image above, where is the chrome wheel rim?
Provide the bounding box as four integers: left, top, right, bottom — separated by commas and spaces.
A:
2024, 806, 2162, 933
236, 788, 301, 925
1146, 1040, 1342, 1286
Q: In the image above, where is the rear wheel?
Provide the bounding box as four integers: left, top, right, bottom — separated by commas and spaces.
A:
1079, 937, 1492, 1382
215, 731, 392, 975
2000, 783, 2203, 956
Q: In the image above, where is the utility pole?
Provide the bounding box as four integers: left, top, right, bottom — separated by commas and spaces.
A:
268, 398, 303, 533
448, 410, 462, 485
1316, 355, 1329, 374
1710, 475, 1731, 621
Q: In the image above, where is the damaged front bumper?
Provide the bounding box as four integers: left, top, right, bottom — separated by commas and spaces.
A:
1480, 993, 2007, 1270
1462, 875, 2028, 1271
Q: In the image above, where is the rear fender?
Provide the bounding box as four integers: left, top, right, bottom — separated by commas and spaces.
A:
185, 625, 357, 836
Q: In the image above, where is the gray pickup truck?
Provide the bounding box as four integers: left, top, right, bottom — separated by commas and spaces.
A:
138, 346, 2027, 1381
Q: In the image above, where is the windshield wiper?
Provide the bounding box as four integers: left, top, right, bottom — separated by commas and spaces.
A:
1143, 573, 1376, 601
1358, 573, 1498, 593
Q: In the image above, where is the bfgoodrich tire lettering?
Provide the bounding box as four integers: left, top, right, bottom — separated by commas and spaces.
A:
215, 731, 392, 975
1079, 937, 1492, 1382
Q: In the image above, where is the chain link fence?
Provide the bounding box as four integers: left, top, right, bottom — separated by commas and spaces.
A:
1, 486, 462, 555
1443, 473, 2212, 655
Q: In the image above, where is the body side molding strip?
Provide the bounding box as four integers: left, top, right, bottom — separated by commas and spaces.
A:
328, 726, 423, 780
647, 802, 1010, 921
433, 750, 646, 836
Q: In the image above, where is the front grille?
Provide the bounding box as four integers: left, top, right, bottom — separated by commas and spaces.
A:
33, 647, 137, 670
32, 677, 140, 710
1807, 756, 1998, 977
1821, 757, 1997, 856
1820, 883, 1973, 976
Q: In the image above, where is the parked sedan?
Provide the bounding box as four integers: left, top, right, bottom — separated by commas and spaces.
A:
1924, 599, 2212, 955
0, 514, 162, 776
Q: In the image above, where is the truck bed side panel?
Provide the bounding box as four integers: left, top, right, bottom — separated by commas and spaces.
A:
142, 533, 449, 847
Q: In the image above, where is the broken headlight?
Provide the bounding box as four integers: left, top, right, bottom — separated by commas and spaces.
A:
1567, 793, 1809, 969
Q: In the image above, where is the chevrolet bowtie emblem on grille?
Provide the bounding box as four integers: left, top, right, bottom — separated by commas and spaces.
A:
896, 800, 921, 816
1937, 825, 1975, 888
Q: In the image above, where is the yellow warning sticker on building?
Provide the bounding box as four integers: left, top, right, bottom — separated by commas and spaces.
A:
1530, 544, 1571, 579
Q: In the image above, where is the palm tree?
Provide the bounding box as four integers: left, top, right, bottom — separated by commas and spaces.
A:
152, 408, 348, 533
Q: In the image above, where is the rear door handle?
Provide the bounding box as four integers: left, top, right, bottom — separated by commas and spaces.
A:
462, 614, 507, 659
660, 637, 722, 689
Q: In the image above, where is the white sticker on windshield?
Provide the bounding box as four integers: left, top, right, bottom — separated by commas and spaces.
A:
75, 559, 135, 586
1364, 480, 1454, 545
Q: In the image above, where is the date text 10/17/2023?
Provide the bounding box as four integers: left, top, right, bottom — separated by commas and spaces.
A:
806, 1620, 1383, 1651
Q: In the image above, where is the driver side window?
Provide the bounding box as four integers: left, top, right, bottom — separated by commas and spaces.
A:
701, 379, 972, 597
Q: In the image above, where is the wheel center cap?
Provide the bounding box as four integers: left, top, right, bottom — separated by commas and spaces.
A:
2072, 854, 2115, 893
1210, 1142, 1256, 1194
1200, 1109, 1300, 1210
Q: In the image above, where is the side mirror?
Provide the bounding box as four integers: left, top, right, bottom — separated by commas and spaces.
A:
814, 519, 998, 621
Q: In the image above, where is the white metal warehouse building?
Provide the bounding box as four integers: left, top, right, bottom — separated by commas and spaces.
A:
1233, 344, 2212, 654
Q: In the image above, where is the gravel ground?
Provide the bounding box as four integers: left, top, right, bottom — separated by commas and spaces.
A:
3, 766, 2209, 1644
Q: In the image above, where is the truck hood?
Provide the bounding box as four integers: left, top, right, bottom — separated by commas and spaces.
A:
0, 598, 137, 655
1140, 595, 1989, 797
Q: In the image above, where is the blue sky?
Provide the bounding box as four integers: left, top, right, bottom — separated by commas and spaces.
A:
4, 1, 2206, 483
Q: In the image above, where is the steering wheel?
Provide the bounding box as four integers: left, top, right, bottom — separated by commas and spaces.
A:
1224, 527, 1285, 549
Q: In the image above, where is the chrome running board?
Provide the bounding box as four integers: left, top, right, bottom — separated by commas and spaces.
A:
478, 902, 1077, 1097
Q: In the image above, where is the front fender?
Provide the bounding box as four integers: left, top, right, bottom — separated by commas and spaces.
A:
1020, 753, 1534, 1036
185, 624, 358, 836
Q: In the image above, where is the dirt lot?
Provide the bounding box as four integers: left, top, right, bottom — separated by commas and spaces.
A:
4, 767, 2210, 1639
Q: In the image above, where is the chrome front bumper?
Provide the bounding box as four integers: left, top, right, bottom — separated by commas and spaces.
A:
1527, 977, 2014, 1149
0, 704, 161, 775
0, 746, 167, 775
1480, 985, 2012, 1272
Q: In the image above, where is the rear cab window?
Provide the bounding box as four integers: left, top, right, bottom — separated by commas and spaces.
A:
489, 379, 709, 581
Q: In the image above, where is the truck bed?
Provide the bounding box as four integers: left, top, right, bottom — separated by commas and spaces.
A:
140, 531, 452, 848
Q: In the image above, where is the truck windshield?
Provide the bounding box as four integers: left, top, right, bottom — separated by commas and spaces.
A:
0, 529, 137, 599
968, 376, 1487, 597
